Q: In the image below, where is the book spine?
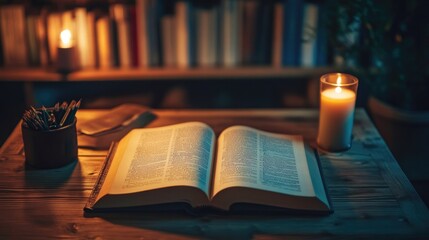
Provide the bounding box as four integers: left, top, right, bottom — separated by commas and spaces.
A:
208, 5, 220, 67
272, 3, 283, 67
85, 11, 97, 68
75, 7, 89, 69
136, 0, 150, 68
161, 15, 176, 67
147, 0, 161, 67
187, 1, 196, 67
96, 16, 113, 69
84, 142, 118, 211
0, 5, 28, 67
26, 15, 40, 66
255, 2, 273, 65
36, 9, 49, 67
112, 4, 132, 68
241, 0, 257, 65
109, 9, 120, 68
196, 8, 210, 67
281, 0, 304, 66
176, 0, 190, 68
300, 3, 319, 67
129, 5, 139, 67
315, 2, 327, 66
47, 12, 61, 65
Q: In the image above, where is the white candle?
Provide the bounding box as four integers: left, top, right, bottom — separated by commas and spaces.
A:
317, 74, 358, 151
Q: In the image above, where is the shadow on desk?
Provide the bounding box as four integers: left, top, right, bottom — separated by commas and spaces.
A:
83, 209, 331, 239
24, 160, 79, 189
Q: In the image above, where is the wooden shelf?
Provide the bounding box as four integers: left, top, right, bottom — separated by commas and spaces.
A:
0, 66, 339, 82
0, 68, 61, 82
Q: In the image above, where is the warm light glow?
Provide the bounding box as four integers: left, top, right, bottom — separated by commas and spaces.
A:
335, 74, 342, 93
60, 29, 72, 48
336, 74, 342, 85
335, 86, 342, 93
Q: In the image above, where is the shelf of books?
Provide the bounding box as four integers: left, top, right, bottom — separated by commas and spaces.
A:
0, 0, 330, 82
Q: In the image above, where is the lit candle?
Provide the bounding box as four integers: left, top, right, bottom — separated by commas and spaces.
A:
317, 73, 358, 151
57, 29, 77, 72
59, 29, 73, 48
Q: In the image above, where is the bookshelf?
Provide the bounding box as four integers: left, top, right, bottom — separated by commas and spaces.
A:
0, 0, 335, 108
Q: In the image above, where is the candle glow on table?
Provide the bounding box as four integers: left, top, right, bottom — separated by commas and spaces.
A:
317, 73, 358, 151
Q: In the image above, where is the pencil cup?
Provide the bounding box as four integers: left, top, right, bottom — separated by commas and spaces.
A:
22, 118, 78, 169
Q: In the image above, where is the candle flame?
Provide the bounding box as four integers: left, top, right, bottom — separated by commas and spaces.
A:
60, 29, 72, 46
335, 74, 342, 93
336, 74, 342, 85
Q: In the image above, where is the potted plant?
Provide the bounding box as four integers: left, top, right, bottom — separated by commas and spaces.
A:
327, 0, 429, 180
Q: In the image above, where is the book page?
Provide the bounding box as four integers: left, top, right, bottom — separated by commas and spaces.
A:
109, 122, 215, 196
212, 126, 315, 198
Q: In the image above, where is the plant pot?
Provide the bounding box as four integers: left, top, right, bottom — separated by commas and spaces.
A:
368, 97, 429, 180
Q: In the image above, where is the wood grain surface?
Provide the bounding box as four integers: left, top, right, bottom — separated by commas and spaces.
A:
0, 109, 428, 239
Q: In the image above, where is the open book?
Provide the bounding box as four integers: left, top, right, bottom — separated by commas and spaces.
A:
85, 122, 332, 214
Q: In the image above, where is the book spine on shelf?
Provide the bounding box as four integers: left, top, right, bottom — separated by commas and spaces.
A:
47, 12, 61, 65
86, 10, 97, 68
210, 5, 220, 67
300, 3, 319, 67
96, 16, 114, 69
196, 7, 210, 67
315, 2, 328, 66
147, 0, 162, 67
221, 0, 241, 67
109, 9, 120, 68
36, 8, 49, 67
161, 15, 176, 67
26, 14, 40, 66
281, 0, 304, 67
241, 0, 257, 65
176, 0, 190, 68
75, 7, 89, 69
0, 5, 28, 67
254, 2, 273, 65
272, 3, 283, 68
111, 4, 132, 68
136, 0, 150, 68
129, 5, 139, 67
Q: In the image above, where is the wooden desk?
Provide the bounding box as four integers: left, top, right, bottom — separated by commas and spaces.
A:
1, 109, 428, 239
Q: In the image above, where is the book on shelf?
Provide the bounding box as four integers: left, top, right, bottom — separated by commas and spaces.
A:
300, 2, 319, 67
46, 12, 60, 64
161, 14, 176, 67
221, 0, 241, 67
196, 3, 219, 67
176, 0, 194, 68
26, 14, 40, 66
96, 16, 114, 69
281, 0, 304, 67
272, 2, 283, 68
85, 122, 332, 214
111, 4, 132, 68
0, 5, 28, 67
